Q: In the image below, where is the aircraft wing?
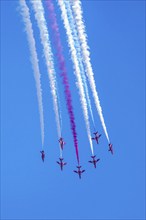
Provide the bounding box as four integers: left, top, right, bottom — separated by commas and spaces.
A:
82, 170, 85, 173
74, 170, 78, 173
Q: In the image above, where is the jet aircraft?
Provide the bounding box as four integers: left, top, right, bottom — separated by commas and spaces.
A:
88, 155, 100, 168
57, 158, 67, 171
108, 143, 113, 154
40, 150, 45, 162
58, 137, 65, 150
74, 166, 85, 179
91, 131, 101, 144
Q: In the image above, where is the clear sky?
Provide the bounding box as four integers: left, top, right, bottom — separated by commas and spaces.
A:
1, 0, 145, 219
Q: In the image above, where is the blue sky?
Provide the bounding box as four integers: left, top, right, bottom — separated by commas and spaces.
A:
1, 0, 145, 219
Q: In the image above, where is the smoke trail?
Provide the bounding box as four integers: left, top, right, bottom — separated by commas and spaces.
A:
58, 0, 94, 155
64, 0, 96, 131
19, 0, 45, 148
71, 0, 110, 143
46, 0, 80, 164
30, 0, 62, 144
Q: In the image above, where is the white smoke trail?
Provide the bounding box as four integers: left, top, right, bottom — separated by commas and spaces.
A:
84, 80, 96, 130
30, 0, 62, 140
71, 0, 110, 143
64, 0, 96, 130
19, 0, 45, 148
58, 0, 94, 155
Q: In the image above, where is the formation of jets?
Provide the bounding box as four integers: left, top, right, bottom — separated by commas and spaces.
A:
40, 132, 113, 179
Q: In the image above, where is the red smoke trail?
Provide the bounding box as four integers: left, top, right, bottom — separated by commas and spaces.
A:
46, 0, 80, 165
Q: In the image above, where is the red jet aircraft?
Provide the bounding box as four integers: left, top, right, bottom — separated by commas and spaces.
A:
40, 150, 45, 162
58, 137, 65, 150
74, 166, 85, 179
57, 158, 67, 171
88, 155, 100, 168
108, 143, 113, 154
91, 131, 101, 144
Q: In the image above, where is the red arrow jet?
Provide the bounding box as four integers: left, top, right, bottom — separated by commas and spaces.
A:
40, 150, 45, 162
88, 155, 100, 168
91, 131, 101, 144
74, 166, 85, 179
57, 158, 67, 171
108, 143, 113, 154
58, 137, 65, 150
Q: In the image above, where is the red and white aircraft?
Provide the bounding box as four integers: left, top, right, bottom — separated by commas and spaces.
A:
108, 143, 113, 155
40, 150, 45, 162
88, 155, 100, 168
57, 158, 67, 171
74, 166, 85, 179
58, 137, 65, 150
91, 131, 101, 144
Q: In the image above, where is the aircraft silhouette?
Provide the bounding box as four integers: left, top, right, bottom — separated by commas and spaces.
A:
108, 143, 113, 154
74, 166, 85, 179
40, 150, 45, 162
88, 155, 100, 168
57, 158, 67, 171
58, 137, 65, 150
91, 131, 101, 144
